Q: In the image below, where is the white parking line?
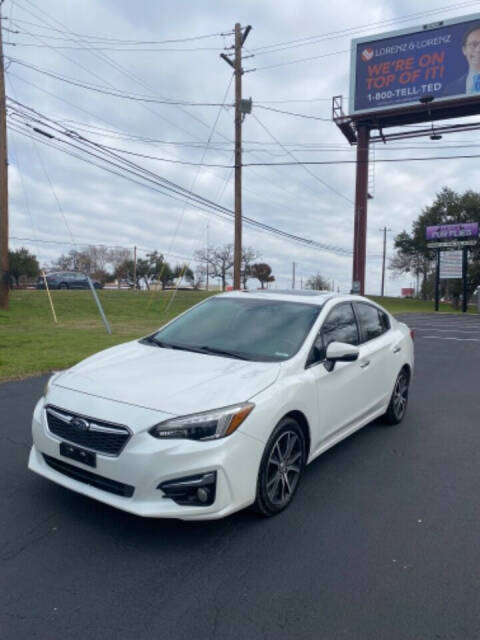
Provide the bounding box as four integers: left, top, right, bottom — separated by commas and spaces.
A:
423, 336, 480, 342
412, 327, 480, 333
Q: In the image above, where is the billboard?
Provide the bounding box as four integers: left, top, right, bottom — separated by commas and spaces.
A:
350, 13, 480, 115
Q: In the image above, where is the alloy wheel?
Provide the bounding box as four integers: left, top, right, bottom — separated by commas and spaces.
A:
393, 372, 408, 420
265, 430, 303, 507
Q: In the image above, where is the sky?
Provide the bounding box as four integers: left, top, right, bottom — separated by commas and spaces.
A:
5, 0, 480, 295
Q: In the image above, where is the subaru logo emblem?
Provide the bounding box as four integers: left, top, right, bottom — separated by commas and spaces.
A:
70, 417, 90, 433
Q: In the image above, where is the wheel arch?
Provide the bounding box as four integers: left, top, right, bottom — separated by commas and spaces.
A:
400, 363, 412, 382
283, 410, 311, 461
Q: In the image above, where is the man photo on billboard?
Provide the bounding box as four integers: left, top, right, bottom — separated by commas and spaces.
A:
448, 23, 480, 95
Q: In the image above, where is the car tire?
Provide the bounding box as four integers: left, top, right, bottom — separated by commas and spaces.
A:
94, 283, 100, 289
58, 283, 69, 290
384, 368, 410, 426
253, 417, 306, 517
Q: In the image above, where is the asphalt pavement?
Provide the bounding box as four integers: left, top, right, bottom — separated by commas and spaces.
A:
1, 312, 480, 640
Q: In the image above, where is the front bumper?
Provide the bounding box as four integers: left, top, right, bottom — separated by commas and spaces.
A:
29, 397, 265, 520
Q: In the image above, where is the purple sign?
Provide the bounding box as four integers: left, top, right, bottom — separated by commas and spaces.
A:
351, 13, 480, 114
426, 222, 479, 241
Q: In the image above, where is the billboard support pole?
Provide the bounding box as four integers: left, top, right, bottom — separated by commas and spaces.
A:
462, 247, 468, 313
435, 250, 440, 312
352, 125, 369, 295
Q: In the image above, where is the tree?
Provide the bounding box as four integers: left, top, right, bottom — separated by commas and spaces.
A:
241, 247, 260, 289
108, 248, 132, 286
250, 263, 275, 289
194, 244, 234, 291
53, 245, 110, 275
305, 273, 331, 291
8, 248, 39, 287
146, 251, 173, 289
173, 263, 194, 287
389, 187, 480, 301
192, 264, 206, 290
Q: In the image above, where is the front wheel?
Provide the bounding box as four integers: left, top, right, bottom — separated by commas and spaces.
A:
253, 417, 306, 517
58, 282, 69, 290
384, 369, 410, 425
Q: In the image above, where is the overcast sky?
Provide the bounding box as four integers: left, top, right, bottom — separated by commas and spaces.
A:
5, 0, 480, 294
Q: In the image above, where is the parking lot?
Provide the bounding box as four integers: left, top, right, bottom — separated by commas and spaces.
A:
1, 312, 480, 640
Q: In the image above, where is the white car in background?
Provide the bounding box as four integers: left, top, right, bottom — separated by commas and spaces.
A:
29, 291, 414, 520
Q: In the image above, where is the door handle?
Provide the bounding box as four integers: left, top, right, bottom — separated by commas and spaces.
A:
360, 360, 370, 369
393, 346, 402, 354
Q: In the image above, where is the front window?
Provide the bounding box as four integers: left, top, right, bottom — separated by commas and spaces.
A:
149, 297, 322, 362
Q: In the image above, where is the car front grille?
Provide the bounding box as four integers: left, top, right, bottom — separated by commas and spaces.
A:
43, 454, 135, 497
46, 406, 131, 456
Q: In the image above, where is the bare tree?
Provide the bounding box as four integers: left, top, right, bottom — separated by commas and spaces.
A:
193, 264, 206, 290
305, 273, 331, 291
195, 244, 234, 291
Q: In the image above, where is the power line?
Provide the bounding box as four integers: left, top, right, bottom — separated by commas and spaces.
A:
6, 41, 225, 52
6, 70, 333, 213
11, 0, 234, 142
252, 113, 354, 204
7, 105, 353, 256
8, 17, 231, 44
7, 57, 234, 106
8, 236, 197, 263
251, 1, 480, 54
11, 0, 349, 209
255, 48, 350, 71
255, 104, 330, 121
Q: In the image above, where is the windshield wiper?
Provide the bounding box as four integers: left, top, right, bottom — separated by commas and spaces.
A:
141, 337, 251, 360
198, 346, 252, 360
140, 336, 173, 348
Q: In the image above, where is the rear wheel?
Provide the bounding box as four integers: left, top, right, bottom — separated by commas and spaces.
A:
253, 417, 306, 517
384, 369, 409, 425
58, 282, 69, 290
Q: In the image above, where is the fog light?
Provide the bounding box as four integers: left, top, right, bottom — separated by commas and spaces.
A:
196, 487, 210, 503
158, 471, 217, 507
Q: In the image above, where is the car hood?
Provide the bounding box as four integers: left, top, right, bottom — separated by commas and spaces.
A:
53, 340, 281, 415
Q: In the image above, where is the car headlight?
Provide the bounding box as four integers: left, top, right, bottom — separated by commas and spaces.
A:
149, 403, 255, 441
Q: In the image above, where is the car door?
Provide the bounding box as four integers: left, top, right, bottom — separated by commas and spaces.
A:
353, 302, 394, 412
307, 302, 374, 447
76, 273, 90, 289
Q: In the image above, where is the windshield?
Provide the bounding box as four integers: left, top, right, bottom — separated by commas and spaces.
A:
149, 297, 322, 362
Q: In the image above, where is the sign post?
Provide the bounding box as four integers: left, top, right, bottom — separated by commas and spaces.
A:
462, 247, 469, 313
426, 222, 479, 312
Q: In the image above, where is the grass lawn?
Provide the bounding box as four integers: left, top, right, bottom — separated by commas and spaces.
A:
0, 290, 476, 382
0, 289, 214, 381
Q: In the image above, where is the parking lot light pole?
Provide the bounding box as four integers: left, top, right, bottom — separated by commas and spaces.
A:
0, 1, 9, 310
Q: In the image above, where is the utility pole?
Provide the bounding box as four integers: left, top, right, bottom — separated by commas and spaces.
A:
352, 126, 369, 296
133, 245, 137, 289
205, 221, 209, 291
0, 1, 9, 310
221, 23, 252, 290
379, 226, 391, 297
292, 261, 295, 289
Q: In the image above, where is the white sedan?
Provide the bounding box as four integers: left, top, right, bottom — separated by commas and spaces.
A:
29, 291, 414, 520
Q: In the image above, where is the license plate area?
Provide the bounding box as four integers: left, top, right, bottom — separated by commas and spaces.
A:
60, 442, 96, 468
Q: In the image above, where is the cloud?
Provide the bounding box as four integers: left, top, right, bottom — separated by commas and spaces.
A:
6, 0, 479, 297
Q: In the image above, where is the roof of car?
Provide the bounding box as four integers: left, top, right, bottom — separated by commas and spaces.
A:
219, 290, 355, 306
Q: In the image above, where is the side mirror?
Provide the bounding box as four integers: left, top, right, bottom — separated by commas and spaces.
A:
326, 341, 359, 365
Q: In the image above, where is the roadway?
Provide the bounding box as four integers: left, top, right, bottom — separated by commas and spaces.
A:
1, 312, 479, 639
